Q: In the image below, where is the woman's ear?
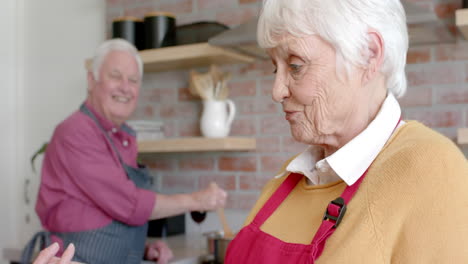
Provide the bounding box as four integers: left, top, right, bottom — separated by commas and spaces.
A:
364, 30, 384, 82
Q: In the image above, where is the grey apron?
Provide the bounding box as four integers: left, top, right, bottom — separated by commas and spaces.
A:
21, 104, 152, 264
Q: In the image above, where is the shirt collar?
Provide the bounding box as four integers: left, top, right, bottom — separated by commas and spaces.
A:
82, 101, 135, 136
281, 93, 402, 186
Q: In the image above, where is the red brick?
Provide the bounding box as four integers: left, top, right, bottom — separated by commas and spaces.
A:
282, 136, 307, 153
159, 0, 193, 14
465, 109, 468, 127
141, 87, 177, 103
255, 136, 281, 153
435, 43, 468, 61
436, 87, 468, 104
434, 2, 460, 19
178, 87, 199, 101
124, 5, 157, 18
163, 121, 177, 137
199, 174, 236, 191
226, 192, 259, 209
107, 0, 120, 6
143, 105, 155, 117
404, 109, 462, 128
260, 79, 274, 96
406, 47, 431, 64
240, 60, 275, 77
237, 98, 279, 115
260, 116, 290, 135
433, 127, 458, 142
141, 158, 175, 171
161, 173, 197, 190
239, 0, 261, 3
261, 155, 289, 173
179, 157, 215, 171
398, 87, 432, 107
406, 64, 462, 87
229, 80, 256, 97
219, 156, 257, 172
179, 102, 201, 119
230, 118, 256, 136
216, 6, 259, 26
179, 120, 201, 137
121, 0, 151, 5
239, 173, 271, 190
161, 102, 200, 119
160, 104, 177, 118
197, 0, 237, 10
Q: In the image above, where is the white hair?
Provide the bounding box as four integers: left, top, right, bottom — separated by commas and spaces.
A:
257, 0, 408, 98
91, 38, 143, 81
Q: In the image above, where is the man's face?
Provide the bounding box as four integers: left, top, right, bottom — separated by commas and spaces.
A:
87, 50, 141, 126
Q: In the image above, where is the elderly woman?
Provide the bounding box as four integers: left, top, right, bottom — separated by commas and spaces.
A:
225, 0, 468, 263
33, 39, 227, 264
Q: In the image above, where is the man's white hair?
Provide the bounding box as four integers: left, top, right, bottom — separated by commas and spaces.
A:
91, 38, 143, 81
257, 0, 408, 98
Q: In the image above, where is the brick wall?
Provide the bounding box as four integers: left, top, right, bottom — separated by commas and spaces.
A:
107, 0, 468, 210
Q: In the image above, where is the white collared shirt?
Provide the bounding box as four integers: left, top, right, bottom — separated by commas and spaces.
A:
277, 93, 404, 186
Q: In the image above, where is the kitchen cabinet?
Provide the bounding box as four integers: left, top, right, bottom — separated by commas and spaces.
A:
85, 42, 255, 72
458, 128, 468, 145
456, 9, 468, 39
138, 137, 256, 153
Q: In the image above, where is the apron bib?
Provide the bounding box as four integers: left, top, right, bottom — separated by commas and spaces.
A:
21, 104, 152, 264
224, 172, 365, 264
225, 118, 401, 264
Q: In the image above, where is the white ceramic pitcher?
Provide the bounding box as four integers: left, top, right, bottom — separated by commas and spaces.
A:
200, 99, 236, 138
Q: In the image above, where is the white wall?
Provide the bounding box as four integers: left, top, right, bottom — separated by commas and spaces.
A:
0, 0, 20, 260
1, 0, 105, 262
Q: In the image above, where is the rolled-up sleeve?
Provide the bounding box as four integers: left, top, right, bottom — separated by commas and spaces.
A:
57, 126, 155, 226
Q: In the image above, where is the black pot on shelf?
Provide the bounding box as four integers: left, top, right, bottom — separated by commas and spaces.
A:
112, 16, 144, 50
464, 0, 468, 9
144, 12, 176, 49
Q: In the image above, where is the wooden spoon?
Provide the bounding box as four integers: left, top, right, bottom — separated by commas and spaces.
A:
217, 207, 234, 238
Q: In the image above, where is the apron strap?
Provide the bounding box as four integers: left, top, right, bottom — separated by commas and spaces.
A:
309, 173, 366, 259
252, 173, 303, 227
310, 117, 402, 261
80, 104, 126, 168
20, 231, 51, 264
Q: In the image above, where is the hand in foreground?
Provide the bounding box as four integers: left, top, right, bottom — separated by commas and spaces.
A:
193, 182, 227, 211
33, 242, 79, 264
145, 240, 174, 264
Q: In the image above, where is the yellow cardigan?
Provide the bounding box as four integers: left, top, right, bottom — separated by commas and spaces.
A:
244, 121, 468, 263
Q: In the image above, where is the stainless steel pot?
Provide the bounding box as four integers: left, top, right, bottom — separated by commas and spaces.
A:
203, 230, 234, 263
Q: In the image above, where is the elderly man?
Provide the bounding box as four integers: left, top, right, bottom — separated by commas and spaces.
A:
34, 39, 227, 264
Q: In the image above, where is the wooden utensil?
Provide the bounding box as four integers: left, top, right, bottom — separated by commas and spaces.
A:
217, 207, 234, 238
189, 70, 214, 100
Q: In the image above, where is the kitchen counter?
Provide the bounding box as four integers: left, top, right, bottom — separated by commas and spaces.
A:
3, 233, 207, 264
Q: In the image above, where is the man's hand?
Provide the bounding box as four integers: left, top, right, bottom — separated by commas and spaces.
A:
145, 240, 174, 264
192, 182, 227, 211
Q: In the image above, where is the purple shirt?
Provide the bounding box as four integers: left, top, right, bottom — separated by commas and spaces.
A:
35, 102, 156, 232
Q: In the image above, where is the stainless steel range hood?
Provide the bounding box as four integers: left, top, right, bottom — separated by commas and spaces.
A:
209, 1, 455, 60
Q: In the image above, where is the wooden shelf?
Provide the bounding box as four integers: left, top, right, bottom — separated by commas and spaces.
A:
85, 43, 255, 72
456, 9, 468, 39
138, 137, 256, 153
458, 128, 468, 145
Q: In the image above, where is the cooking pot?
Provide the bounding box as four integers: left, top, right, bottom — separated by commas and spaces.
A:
203, 230, 234, 263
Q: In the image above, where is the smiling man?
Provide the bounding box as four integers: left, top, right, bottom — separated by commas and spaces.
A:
34, 39, 227, 264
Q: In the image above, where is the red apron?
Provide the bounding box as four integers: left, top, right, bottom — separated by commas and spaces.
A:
224, 172, 365, 264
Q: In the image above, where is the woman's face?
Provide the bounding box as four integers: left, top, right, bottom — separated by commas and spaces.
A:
269, 35, 365, 147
